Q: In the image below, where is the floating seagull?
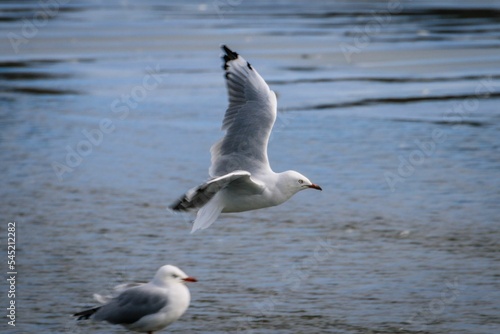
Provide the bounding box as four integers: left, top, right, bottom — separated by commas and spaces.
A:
170, 45, 322, 232
74, 265, 197, 334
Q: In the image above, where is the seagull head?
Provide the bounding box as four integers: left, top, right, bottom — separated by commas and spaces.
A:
282, 170, 322, 195
153, 265, 197, 286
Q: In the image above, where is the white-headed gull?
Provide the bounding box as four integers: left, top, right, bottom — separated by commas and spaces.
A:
74, 265, 197, 334
170, 45, 322, 233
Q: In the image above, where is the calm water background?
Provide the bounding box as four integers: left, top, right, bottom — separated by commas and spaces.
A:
1, 0, 499, 333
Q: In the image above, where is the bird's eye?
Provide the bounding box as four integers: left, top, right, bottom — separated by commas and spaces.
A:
298, 179, 304, 184
172, 274, 179, 278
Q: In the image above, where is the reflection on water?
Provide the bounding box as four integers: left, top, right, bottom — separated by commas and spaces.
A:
0, 0, 499, 333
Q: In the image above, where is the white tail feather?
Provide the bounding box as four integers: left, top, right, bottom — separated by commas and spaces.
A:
191, 194, 223, 233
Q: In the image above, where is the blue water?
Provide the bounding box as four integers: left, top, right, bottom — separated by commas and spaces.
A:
0, 1, 499, 333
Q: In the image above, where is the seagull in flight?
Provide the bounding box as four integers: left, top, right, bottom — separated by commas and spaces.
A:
170, 45, 322, 232
74, 265, 197, 334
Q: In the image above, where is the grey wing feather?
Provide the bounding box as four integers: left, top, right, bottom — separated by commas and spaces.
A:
170, 171, 262, 212
93, 282, 146, 304
94, 287, 167, 325
210, 46, 277, 177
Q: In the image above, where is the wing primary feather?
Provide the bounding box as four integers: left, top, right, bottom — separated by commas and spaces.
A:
170, 171, 252, 212
74, 306, 101, 320
222, 45, 239, 68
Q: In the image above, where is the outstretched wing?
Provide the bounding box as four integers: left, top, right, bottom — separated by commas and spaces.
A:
209, 45, 277, 177
170, 170, 262, 212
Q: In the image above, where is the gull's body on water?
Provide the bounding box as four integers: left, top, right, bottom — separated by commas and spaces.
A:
171, 45, 321, 232
74, 265, 197, 334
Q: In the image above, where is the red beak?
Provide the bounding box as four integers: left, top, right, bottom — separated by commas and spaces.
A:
308, 183, 322, 191
182, 276, 197, 283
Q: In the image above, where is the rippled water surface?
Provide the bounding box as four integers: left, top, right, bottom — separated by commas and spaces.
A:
1, 0, 499, 333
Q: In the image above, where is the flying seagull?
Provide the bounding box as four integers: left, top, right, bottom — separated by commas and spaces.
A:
74, 265, 197, 334
170, 45, 322, 232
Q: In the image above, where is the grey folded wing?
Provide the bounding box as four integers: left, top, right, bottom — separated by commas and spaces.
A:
93, 282, 147, 304
94, 287, 168, 325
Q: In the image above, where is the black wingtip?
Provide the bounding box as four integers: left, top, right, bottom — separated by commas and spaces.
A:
222, 45, 238, 60
169, 194, 194, 212
73, 307, 100, 321
221, 45, 239, 70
